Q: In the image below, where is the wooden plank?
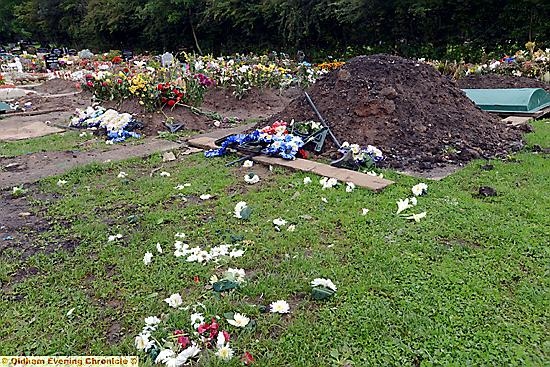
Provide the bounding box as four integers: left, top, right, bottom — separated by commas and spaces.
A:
188, 137, 394, 191
501, 115, 533, 128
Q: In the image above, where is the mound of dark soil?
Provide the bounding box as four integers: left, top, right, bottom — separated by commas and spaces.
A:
457, 74, 550, 91
273, 54, 524, 170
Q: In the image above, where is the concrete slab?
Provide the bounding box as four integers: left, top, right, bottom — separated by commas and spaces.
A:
0, 109, 71, 140
0, 121, 64, 141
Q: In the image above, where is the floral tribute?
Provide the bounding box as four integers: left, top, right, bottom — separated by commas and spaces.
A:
69, 106, 141, 143
205, 120, 305, 160
338, 141, 384, 169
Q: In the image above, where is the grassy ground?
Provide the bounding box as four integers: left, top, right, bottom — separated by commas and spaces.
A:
0, 131, 144, 158
1, 121, 549, 366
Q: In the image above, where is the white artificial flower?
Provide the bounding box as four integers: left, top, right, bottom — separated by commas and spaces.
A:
412, 183, 428, 196
226, 268, 246, 283
156, 346, 199, 367
215, 345, 234, 361
175, 232, 186, 239
345, 182, 355, 192
227, 313, 250, 327
164, 293, 183, 308
244, 173, 260, 184
311, 278, 337, 292
270, 300, 290, 314
242, 160, 254, 168
176, 344, 201, 364
160, 171, 171, 177
273, 218, 287, 226
321, 197, 328, 203
229, 249, 245, 258
396, 198, 412, 215
108, 233, 123, 242
117, 171, 128, 179
320, 177, 338, 189
144, 316, 161, 326
134, 333, 154, 351
406, 212, 427, 222
362, 208, 369, 215
156, 242, 163, 253
57, 179, 67, 187
190, 313, 204, 329
287, 224, 296, 232
410, 197, 418, 206
234, 201, 248, 218
199, 194, 212, 200
303, 177, 312, 184
143, 252, 153, 265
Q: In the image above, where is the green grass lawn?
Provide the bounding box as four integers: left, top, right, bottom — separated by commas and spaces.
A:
1, 121, 549, 366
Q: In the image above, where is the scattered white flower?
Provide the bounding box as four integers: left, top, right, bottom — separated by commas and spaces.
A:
345, 182, 355, 192
234, 201, 248, 219
215, 345, 234, 361
199, 194, 213, 200
117, 171, 128, 179
227, 313, 250, 328
273, 218, 287, 226
244, 173, 260, 184
143, 252, 153, 265
270, 300, 290, 314
303, 177, 312, 185
225, 268, 246, 283
367, 171, 383, 178
175, 183, 191, 190
155, 345, 200, 367
12, 186, 27, 195
135, 333, 154, 351
362, 208, 369, 215
320, 177, 338, 189
57, 179, 67, 187
321, 197, 328, 203
412, 183, 428, 196
164, 293, 183, 308
66, 307, 75, 316
190, 313, 204, 329
156, 243, 163, 254
287, 224, 296, 232
175, 232, 186, 239
242, 160, 254, 168
396, 198, 414, 215
410, 197, 418, 206
406, 211, 427, 222
108, 233, 123, 242
160, 171, 171, 177
311, 278, 337, 292
144, 316, 161, 326
229, 249, 245, 258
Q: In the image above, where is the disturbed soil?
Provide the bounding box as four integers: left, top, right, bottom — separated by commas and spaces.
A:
273, 54, 524, 170
457, 74, 550, 91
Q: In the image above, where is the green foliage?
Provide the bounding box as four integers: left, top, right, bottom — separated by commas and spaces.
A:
1, 0, 550, 62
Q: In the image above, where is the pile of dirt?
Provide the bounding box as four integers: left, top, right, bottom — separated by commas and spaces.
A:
273, 54, 524, 170
30, 78, 80, 95
457, 74, 550, 91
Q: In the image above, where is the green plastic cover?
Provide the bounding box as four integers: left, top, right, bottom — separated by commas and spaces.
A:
462, 88, 550, 113
0, 101, 12, 112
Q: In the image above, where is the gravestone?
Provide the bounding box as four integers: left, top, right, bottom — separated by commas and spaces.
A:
45, 54, 60, 70
68, 49, 77, 56
51, 48, 63, 57
122, 50, 133, 61
161, 52, 174, 67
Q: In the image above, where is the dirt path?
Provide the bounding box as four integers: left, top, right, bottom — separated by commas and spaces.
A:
0, 138, 187, 188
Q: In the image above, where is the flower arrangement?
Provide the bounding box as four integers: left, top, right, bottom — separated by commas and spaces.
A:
69, 106, 142, 143
205, 121, 305, 160
338, 141, 384, 170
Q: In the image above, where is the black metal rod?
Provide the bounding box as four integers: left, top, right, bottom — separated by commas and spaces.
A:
225, 154, 256, 167
304, 92, 341, 148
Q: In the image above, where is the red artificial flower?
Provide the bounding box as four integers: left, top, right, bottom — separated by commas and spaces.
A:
101, 81, 108, 87
173, 330, 190, 349
112, 56, 122, 64
242, 352, 255, 365
86, 81, 93, 87
157, 83, 163, 90
123, 67, 130, 73
85, 74, 93, 80
117, 79, 122, 84
193, 275, 200, 283
197, 322, 210, 334
167, 99, 176, 107
161, 97, 167, 103
297, 148, 308, 159
222, 330, 230, 343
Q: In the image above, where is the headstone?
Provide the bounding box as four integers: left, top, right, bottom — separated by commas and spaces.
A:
37, 48, 49, 54
68, 49, 78, 56
122, 50, 133, 61
51, 48, 63, 57
45, 54, 60, 70
161, 52, 174, 67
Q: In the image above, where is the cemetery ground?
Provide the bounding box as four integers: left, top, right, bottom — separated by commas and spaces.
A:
0, 120, 548, 366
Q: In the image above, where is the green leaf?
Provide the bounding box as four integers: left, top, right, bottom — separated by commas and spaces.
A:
311, 287, 335, 300
212, 280, 239, 292
240, 206, 252, 220
223, 311, 235, 319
